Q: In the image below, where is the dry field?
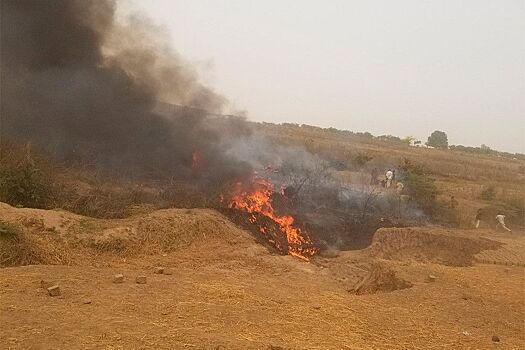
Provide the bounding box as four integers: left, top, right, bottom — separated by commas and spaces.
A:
1, 203, 524, 350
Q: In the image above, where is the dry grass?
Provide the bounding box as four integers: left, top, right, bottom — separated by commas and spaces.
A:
0, 203, 246, 267
0, 221, 74, 267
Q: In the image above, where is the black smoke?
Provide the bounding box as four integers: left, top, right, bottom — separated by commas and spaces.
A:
0, 0, 251, 182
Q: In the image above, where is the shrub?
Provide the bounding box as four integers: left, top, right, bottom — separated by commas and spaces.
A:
480, 186, 496, 201
0, 144, 58, 209
352, 153, 373, 170
0, 221, 20, 239
399, 158, 439, 216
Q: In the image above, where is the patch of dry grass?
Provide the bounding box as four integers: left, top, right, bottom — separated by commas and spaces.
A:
0, 220, 74, 267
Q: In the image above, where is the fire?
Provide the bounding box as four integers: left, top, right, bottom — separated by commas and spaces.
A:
228, 178, 318, 261
191, 151, 201, 171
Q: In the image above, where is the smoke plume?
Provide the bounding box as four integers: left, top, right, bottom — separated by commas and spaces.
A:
0, 0, 251, 181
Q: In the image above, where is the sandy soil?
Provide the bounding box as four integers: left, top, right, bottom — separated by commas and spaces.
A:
1, 203, 524, 349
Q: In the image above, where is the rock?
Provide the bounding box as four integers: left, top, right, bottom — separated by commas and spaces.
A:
47, 285, 61, 297
82, 299, 92, 305
313, 305, 321, 310
492, 335, 500, 342
163, 269, 173, 275
113, 274, 124, 283
427, 275, 437, 282
136, 276, 147, 284
154, 267, 165, 274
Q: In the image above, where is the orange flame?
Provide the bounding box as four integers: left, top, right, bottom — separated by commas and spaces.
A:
228, 178, 318, 261
191, 151, 201, 171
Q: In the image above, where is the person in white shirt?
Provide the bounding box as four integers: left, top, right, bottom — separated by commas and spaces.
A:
385, 169, 393, 188
495, 214, 511, 232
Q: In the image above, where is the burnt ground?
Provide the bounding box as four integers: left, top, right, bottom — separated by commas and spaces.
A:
1, 203, 524, 349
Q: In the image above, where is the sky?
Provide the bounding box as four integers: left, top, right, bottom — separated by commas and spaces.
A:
124, 0, 525, 153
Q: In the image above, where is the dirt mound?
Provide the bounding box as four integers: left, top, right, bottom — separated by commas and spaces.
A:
0, 220, 74, 266
367, 227, 501, 266
0, 202, 253, 267
351, 262, 412, 295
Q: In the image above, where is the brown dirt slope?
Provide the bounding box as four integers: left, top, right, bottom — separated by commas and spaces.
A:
1, 203, 524, 349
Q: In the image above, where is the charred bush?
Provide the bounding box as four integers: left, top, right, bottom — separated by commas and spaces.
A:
0, 144, 59, 209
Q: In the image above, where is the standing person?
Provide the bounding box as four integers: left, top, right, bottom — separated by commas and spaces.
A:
474, 209, 483, 228
396, 182, 404, 194
385, 169, 393, 188
370, 168, 379, 186
392, 169, 396, 185
495, 214, 512, 232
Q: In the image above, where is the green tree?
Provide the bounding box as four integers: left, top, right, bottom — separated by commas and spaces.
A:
399, 159, 439, 216
402, 136, 416, 146
426, 130, 448, 149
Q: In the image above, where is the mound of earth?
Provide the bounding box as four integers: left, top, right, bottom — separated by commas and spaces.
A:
367, 227, 501, 266
0, 202, 258, 267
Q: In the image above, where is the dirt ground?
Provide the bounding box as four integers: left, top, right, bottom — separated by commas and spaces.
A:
1, 203, 524, 349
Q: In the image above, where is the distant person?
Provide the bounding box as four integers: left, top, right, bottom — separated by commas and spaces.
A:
495, 214, 512, 232
474, 209, 483, 228
396, 182, 404, 194
449, 196, 458, 209
392, 169, 396, 185
385, 169, 393, 188
370, 168, 379, 186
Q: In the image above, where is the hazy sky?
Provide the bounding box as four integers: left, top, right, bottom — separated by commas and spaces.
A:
126, 0, 524, 153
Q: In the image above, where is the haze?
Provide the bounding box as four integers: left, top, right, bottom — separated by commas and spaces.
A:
127, 0, 525, 153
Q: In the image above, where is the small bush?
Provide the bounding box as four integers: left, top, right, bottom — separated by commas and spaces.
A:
0, 144, 58, 209
352, 153, 373, 170
399, 158, 439, 216
480, 186, 496, 201
0, 221, 20, 239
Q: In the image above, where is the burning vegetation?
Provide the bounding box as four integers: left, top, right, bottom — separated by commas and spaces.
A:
226, 178, 318, 261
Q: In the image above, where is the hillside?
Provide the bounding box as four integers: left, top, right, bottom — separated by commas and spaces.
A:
1, 121, 524, 349
254, 121, 525, 227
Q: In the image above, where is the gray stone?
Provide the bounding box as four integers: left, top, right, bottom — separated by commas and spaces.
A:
136, 276, 147, 284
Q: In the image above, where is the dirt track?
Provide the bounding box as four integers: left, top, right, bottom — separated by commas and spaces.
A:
1, 204, 524, 349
